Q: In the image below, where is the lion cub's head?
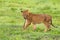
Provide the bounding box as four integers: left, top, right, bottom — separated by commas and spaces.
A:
21, 10, 30, 19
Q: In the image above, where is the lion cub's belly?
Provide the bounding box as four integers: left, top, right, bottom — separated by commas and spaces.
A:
32, 16, 44, 24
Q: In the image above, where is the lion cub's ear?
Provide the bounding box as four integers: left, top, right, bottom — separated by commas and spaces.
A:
25, 10, 29, 13
25, 10, 30, 15
20, 8, 23, 12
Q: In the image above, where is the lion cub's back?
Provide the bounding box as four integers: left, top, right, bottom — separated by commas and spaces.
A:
31, 14, 45, 24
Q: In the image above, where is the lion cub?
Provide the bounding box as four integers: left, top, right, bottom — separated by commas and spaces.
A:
21, 10, 55, 32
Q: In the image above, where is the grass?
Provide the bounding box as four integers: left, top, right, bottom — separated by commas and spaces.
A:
0, 0, 60, 40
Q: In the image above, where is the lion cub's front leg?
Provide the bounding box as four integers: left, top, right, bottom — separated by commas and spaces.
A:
23, 19, 31, 29
33, 24, 36, 30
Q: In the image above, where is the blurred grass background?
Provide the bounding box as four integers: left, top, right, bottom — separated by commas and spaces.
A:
0, 0, 60, 40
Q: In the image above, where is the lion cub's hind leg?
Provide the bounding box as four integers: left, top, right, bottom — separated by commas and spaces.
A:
44, 22, 51, 32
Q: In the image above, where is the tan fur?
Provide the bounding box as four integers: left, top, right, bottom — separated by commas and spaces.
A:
21, 10, 52, 32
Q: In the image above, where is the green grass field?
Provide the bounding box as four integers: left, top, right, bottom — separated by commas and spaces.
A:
0, 0, 60, 40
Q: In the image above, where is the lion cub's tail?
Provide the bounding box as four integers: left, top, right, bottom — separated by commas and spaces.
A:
51, 23, 57, 28
50, 20, 57, 28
